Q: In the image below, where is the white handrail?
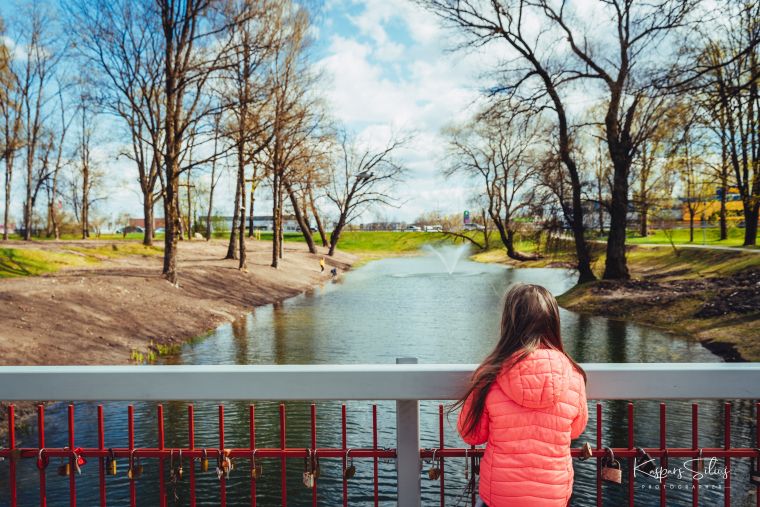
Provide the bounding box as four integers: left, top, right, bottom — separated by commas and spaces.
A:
0, 363, 758, 401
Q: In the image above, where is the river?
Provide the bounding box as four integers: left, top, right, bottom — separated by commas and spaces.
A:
3, 251, 757, 506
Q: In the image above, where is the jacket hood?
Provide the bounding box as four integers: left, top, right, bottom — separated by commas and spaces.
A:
496, 348, 572, 409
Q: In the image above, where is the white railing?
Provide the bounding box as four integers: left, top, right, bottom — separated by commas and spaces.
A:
1, 360, 759, 504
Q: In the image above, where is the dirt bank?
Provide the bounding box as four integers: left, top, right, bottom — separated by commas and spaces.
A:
0, 239, 354, 433
555, 248, 760, 362
0, 239, 354, 366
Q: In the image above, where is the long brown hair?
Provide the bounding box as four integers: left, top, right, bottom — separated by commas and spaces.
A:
454, 283, 586, 438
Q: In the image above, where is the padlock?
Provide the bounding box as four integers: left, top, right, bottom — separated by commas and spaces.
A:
695, 449, 705, 476
580, 442, 593, 461
37, 449, 49, 471
343, 449, 356, 480
177, 450, 184, 480
201, 449, 210, 472
463, 449, 469, 481
601, 447, 622, 484
312, 450, 320, 479
250, 450, 263, 480
635, 447, 656, 475
107, 448, 117, 476
427, 449, 441, 480
58, 462, 71, 477
303, 449, 315, 488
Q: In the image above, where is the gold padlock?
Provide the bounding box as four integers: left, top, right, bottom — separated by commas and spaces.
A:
303, 449, 315, 488
58, 462, 70, 476
201, 449, 209, 472
601, 447, 622, 484
107, 449, 117, 476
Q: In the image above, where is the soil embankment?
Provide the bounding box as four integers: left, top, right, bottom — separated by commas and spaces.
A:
0, 239, 354, 366
555, 247, 760, 362
0, 239, 354, 433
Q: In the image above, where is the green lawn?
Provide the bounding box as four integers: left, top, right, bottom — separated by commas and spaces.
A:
0, 243, 162, 278
626, 226, 754, 248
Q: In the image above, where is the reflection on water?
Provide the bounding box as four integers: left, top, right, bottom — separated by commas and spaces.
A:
4, 255, 756, 506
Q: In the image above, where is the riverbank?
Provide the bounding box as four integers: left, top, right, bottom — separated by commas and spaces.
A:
0, 238, 354, 433
553, 247, 760, 362
0, 239, 354, 366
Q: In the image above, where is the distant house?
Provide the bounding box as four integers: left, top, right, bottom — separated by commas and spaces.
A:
128, 218, 166, 229
0, 223, 15, 235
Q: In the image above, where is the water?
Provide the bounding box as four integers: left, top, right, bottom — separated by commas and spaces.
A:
2, 254, 757, 506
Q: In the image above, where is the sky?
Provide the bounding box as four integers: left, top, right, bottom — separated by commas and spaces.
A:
309, 0, 499, 224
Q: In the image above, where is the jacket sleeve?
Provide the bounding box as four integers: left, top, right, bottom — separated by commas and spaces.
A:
457, 390, 490, 446
570, 380, 588, 440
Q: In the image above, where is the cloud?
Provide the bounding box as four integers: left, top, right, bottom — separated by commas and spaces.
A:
316, 0, 496, 222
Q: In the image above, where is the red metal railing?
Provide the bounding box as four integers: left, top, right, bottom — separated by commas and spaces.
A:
1, 401, 759, 506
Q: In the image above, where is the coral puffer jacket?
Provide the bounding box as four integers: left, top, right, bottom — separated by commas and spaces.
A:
458, 348, 588, 507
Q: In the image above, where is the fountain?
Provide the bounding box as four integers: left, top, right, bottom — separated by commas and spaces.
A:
422, 243, 471, 274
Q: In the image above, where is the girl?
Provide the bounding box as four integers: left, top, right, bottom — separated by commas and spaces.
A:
456, 283, 588, 507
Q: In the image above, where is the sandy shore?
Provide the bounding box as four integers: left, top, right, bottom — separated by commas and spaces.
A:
0, 239, 355, 366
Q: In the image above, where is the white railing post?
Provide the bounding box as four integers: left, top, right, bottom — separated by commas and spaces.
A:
395, 357, 421, 506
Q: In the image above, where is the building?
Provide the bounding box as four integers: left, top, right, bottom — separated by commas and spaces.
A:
0, 223, 15, 235
208, 215, 301, 233
128, 218, 166, 229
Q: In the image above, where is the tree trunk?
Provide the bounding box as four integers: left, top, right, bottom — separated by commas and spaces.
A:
602, 156, 630, 280
205, 182, 215, 241
81, 166, 89, 240
689, 212, 695, 243
24, 157, 33, 240
482, 209, 489, 250
328, 220, 345, 256
286, 183, 316, 253
226, 176, 241, 259
271, 173, 280, 268
143, 199, 154, 246
248, 181, 255, 238
743, 202, 759, 246
237, 147, 247, 271
3, 153, 12, 240
640, 206, 648, 238
308, 189, 328, 247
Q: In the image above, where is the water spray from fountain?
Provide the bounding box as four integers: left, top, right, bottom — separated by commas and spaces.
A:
422, 243, 471, 275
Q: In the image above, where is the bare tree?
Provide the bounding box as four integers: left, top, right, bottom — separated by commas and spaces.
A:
444, 105, 541, 260
416, 0, 596, 282
0, 16, 23, 241
326, 131, 407, 256
69, 0, 165, 246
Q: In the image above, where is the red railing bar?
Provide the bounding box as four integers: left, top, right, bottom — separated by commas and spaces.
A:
692, 404, 698, 507
8, 404, 16, 507
659, 403, 666, 507
724, 402, 731, 507
158, 405, 166, 507
627, 402, 634, 507
342, 404, 347, 507
311, 403, 317, 507
756, 402, 759, 507
373, 404, 379, 507
68, 404, 76, 507
596, 403, 602, 507
128, 405, 136, 507
219, 405, 226, 507
250, 404, 256, 507
470, 445, 476, 507
188, 404, 196, 507
97, 405, 106, 507
279, 403, 286, 507
37, 405, 46, 507
438, 404, 445, 507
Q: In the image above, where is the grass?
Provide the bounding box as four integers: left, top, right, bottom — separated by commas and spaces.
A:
0, 243, 162, 278
0, 248, 93, 277
625, 225, 754, 248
